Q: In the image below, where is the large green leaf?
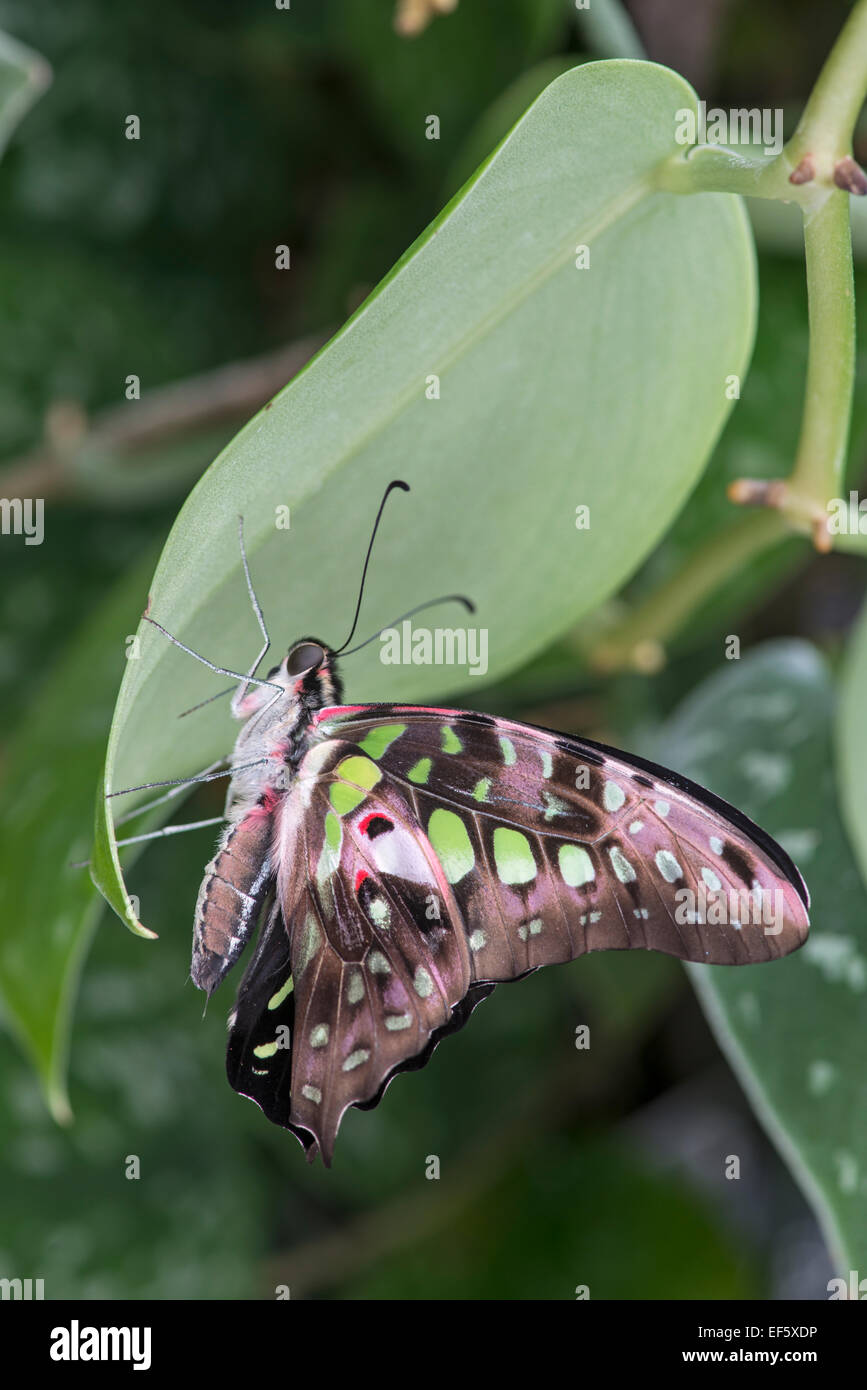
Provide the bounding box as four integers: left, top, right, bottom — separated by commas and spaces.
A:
94, 59, 756, 933
656, 641, 867, 1272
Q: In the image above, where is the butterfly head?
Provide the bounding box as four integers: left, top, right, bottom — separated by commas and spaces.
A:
234, 637, 343, 722
282, 638, 342, 709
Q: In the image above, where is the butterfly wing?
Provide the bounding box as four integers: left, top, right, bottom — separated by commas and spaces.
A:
226, 703, 809, 1163
310, 704, 810, 972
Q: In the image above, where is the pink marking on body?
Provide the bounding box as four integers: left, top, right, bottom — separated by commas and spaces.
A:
245, 800, 272, 823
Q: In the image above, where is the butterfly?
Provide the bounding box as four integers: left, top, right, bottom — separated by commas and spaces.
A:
112, 482, 810, 1166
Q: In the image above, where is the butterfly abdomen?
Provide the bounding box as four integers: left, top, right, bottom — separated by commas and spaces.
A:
192, 807, 275, 996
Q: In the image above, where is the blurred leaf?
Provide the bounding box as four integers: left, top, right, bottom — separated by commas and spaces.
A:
0, 554, 156, 1116
0, 826, 262, 1298
336, 0, 566, 172
94, 59, 756, 934
573, 0, 645, 60
656, 640, 867, 1272
339, 1137, 753, 1299
0, 28, 49, 159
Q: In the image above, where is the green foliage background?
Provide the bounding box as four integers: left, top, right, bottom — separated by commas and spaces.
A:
0, 0, 865, 1300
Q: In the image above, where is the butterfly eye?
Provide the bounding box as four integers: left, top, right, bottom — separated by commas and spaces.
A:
286, 642, 325, 677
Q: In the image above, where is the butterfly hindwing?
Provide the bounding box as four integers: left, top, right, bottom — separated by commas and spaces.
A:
232, 749, 478, 1163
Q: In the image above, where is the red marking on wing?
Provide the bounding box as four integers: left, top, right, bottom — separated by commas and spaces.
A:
358, 811, 393, 837
354, 868, 369, 893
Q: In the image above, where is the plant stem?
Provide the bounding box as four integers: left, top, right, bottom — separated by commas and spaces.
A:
787, 193, 857, 536
652, 0, 867, 558
658, 0, 867, 202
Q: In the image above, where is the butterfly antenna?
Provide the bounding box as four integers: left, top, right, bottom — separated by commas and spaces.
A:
333, 480, 410, 655
339, 593, 476, 658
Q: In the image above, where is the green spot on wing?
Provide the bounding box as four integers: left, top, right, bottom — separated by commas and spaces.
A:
473, 777, 491, 802
414, 966, 434, 998
318, 811, 343, 883
267, 976, 294, 1011
493, 826, 536, 884
343, 1048, 370, 1072
329, 755, 382, 814
499, 735, 517, 766
298, 912, 321, 973
385, 1013, 412, 1031
330, 780, 366, 815
559, 844, 595, 887
441, 726, 462, 754
655, 849, 682, 882
325, 811, 341, 850
428, 807, 475, 884
408, 757, 432, 784
359, 724, 406, 759
337, 754, 382, 788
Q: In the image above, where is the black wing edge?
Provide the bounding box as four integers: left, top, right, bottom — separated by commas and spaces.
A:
567, 731, 810, 912
354, 981, 496, 1111
281, 983, 498, 1164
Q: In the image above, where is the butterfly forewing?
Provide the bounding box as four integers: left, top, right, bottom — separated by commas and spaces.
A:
311, 706, 809, 965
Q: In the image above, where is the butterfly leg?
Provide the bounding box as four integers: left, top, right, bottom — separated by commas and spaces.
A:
113, 758, 229, 826
143, 615, 282, 697
116, 816, 226, 847
106, 757, 271, 799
